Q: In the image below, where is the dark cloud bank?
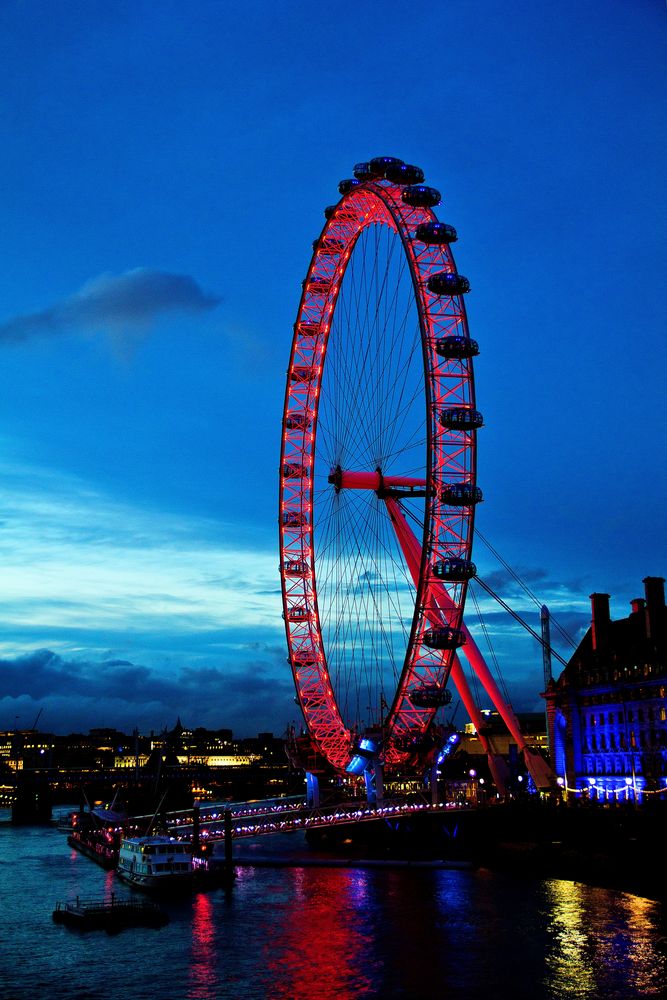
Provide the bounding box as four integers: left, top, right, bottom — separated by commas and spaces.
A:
1, 649, 295, 737
0, 269, 220, 343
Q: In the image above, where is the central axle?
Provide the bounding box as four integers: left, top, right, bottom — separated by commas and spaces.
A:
328, 467, 427, 497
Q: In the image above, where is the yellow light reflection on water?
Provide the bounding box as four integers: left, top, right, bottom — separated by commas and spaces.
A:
543, 879, 666, 997
544, 880, 597, 996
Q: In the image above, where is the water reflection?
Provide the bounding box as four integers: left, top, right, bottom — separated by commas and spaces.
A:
263, 868, 374, 999
188, 892, 217, 1000
543, 880, 666, 998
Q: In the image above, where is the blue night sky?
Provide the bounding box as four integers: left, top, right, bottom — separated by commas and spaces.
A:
0, 0, 665, 736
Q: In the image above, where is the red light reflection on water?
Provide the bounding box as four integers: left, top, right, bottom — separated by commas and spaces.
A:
187, 892, 217, 1000
263, 869, 374, 1000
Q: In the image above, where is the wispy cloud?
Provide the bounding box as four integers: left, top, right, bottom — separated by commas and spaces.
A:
0, 455, 282, 661
0, 268, 221, 344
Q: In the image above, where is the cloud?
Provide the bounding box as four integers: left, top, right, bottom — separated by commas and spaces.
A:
0, 455, 282, 638
0, 456, 292, 733
0, 268, 221, 344
0, 648, 295, 736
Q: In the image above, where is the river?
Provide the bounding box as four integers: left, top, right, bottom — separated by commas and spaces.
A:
0, 810, 665, 999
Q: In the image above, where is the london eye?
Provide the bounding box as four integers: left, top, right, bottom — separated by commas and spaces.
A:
279, 157, 481, 774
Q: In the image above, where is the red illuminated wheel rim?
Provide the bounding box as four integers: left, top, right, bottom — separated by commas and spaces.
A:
279, 162, 480, 772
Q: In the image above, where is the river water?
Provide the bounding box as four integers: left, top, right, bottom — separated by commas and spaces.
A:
0, 810, 665, 1000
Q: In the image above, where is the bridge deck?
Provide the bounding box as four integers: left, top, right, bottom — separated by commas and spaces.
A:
132, 798, 471, 842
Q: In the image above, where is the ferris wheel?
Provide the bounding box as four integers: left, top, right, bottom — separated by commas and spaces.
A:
279, 157, 482, 774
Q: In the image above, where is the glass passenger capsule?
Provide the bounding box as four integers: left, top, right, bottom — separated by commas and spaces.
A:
434, 336, 479, 359
409, 685, 453, 708
432, 558, 477, 581
423, 627, 466, 650
427, 272, 471, 295
368, 155, 404, 175
384, 163, 425, 184
282, 510, 308, 527
338, 178, 361, 195
353, 161, 375, 180
440, 484, 483, 506
286, 605, 311, 621
290, 365, 317, 383
439, 408, 484, 431
415, 221, 458, 244
284, 412, 313, 430
282, 463, 309, 479
283, 560, 309, 577
402, 185, 441, 208
290, 650, 318, 667
324, 205, 337, 220
294, 321, 319, 337
303, 278, 330, 295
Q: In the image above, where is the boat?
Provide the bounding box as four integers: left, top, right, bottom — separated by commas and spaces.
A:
67, 807, 125, 870
53, 895, 168, 931
116, 835, 194, 891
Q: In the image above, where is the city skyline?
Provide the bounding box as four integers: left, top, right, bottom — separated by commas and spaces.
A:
0, 1, 665, 736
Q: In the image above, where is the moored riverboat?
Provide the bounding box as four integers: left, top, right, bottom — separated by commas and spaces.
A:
116, 835, 194, 891
67, 807, 125, 869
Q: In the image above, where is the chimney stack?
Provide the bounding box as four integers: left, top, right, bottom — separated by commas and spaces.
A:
643, 576, 665, 640
590, 593, 611, 651
630, 597, 647, 640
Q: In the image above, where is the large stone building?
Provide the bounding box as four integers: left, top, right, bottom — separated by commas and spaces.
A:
545, 576, 667, 803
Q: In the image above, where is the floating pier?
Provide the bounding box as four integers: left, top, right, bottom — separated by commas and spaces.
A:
52, 895, 169, 931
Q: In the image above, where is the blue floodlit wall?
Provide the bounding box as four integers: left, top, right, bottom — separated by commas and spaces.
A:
574, 679, 667, 803
546, 578, 667, 805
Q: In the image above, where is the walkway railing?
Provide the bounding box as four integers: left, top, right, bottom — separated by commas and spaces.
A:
141, 797, 471, 842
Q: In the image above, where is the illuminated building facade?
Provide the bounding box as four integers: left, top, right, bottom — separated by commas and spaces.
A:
545, 576, 667, 803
